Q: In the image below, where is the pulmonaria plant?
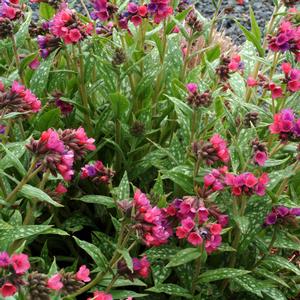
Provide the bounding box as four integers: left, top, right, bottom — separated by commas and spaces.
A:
49, 5, 93, 44
0, 252, 30, 297
166, 197, 227, 254
225, 172, 269, 196
118, 256, 151, 280
26, 127, 95, 181
90, 0, 117, 21
192, 134, 230, 166
264, 206, 300, 226
129, 189, 172, 246
119, 3, 148, 28
269, 108, 300, 141
81, 160, 115, 184
147, 0, 173, 23
186, 83, 212, 108
0, 81, 41, 114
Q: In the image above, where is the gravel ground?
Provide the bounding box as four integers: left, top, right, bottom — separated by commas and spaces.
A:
196, 0, 274, 44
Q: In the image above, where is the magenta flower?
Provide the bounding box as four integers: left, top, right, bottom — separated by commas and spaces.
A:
55, 182, 68, 194
132, 256, 151, 278
0, 282, 17, 297
47, 274, 63, 290
76, 265, 91, 282
87, 291, 113, 300
186, 83, 198, 94
187, 232, 203, 246
0, 252, 10, 268
254, 150, 268, 166
11, 253, 30, 275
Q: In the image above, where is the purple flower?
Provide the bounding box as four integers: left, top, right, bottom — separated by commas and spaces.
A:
265, 213, 277, 225
127, 2, 138, 14
0, 124, 5, 135
276, 206, 289, 217
0, 252, 10, 268
290, 208, 300, 216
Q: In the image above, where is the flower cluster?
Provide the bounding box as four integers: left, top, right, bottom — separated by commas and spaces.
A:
26, 127, 95, 181
0, 252, 30, 297
192, 134, 230, 166
186, 83, 212, 108
90, 0, 117, 22
281, 63, 300, 92
52, 92, 74, 115
268, 19, 300, 61
269, 109, 300, 141
166, 197, 226, 254
132, 189, 172, 246
264, 206, 300, 226
118, 256, 151, 280
37, 33, 61, 59
147, 0, 173, 24
216, 55, 242, 82
0, 81, 41, 114
203, 166, 228, 194
81, 160, 115, 184
252, 139, 268, 166
49, 6, 93, 44
119, 2, 148, 29
225, 172, 269, 196
0, 0, 22, 21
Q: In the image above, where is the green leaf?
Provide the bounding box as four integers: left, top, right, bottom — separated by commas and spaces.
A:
76, 195, 115, 208
73, 237, 108, 270
110, 290, 148, 299
236, 21, 265, 57
30, 50, 57, 97
114, 171, 130, 200
145, 246, 178, 261
167, 248, 201, 268
15, 10, 32, 48
234, 216, 249, 234
0, 144, 26, 176
147, 284, 192, 298
255, 268, 289, 288
117, 248, 133, 272
20, 184, 63, 207
165, 8, 192, 35
198, 268, 251, 283
108, 93, 130, 120
152, 262, 171, 285
36, 109, 61, 132
263, 256, 300, 275
262, 288, 287, 300
39, 2, 56, 20
232, 274, 264, 297
249, 6, 261, 41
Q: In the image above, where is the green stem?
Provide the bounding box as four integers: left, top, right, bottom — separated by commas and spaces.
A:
76, 44, 93, 133
207, 0, 222, 45
191, 247, 203, 295
11, 34, 24, 84
5, 157, 41, 203
105, 274, 119, 292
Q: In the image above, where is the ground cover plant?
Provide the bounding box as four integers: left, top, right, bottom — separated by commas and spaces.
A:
0, 0, 300, 299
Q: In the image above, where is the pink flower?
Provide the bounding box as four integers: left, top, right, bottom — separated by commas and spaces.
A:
210, 223, 222, 235
55, 183, 68, 194
131, 15, 143, 26
75, 127, 96, 150
187, 232, 203, 246
29, 58, 40, 70
68, 29, 82, 43
133, 256, 150, 278
0, 80, 4, 92
128, 2, 138, 14
198, 207, 209, 223
47, 274, 63, 290
0, 252, 10, 268
254, 150, 268, 166
244, 173, 258, 188
88, 291, 113, 300
228, 55, 241, 71
138, 5, 147, 16
76, 265, 91, 282
0, 282, 17, 297
41, 129, 65, 153
282, 62, 292, 74
247, 76, 257, 87
186, 83, 198, 94
205, 234, 222, 254
181, 217, 195, 232
11, 253, 30, 275
176, 226, 189, 239
269, 83, 283, 99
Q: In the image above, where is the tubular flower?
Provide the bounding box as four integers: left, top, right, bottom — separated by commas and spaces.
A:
81, 160, 115, 184
0, 81, 41, 114
264, 206, 300, 226
147, 0, 173, 24
49, 5, 93, 44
